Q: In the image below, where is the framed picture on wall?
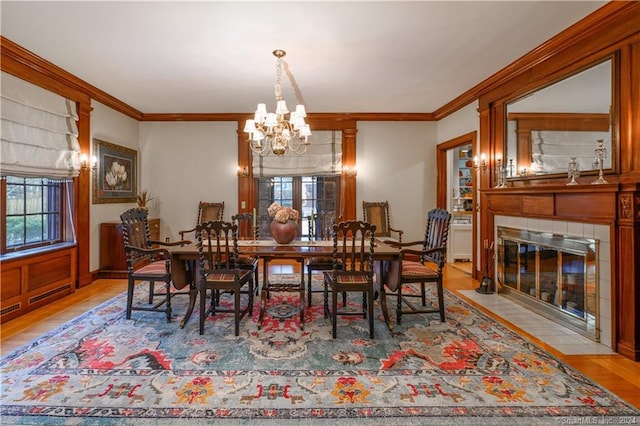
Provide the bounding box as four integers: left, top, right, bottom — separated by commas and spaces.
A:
92, 138, 137, 204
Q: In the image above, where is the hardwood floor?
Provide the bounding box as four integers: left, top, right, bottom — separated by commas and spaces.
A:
1, 263, 638, 410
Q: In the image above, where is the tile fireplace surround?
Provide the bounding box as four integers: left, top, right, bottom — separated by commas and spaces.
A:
492, 215, 612, 349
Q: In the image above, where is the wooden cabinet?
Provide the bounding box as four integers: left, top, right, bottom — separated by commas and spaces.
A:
99, 218, 160, 278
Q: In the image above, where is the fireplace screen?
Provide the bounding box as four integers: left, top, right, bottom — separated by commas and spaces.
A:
497, 227, 599, 341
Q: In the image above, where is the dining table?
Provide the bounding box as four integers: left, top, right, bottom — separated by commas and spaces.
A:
169, 238, 401, 329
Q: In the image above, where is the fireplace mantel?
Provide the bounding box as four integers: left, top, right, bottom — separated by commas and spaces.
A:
480, 182, 639, 361
483, 183, 619, 223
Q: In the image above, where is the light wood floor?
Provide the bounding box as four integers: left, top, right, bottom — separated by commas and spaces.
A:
1, 262, 638, 410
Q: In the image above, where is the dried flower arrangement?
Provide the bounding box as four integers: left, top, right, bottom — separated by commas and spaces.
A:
267, 202, 300, 223
136, 190, 154, 208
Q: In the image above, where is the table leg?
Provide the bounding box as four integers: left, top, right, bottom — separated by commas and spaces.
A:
180, 259, 198, 329
257, 259, 269, 330
298, 258, 305, 330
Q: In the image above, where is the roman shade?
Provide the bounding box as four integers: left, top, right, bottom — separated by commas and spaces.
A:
252, 130, 342, 177
1, 72, 80, 179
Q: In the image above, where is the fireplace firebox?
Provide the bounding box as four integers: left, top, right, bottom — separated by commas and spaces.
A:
497, 227, 599, 342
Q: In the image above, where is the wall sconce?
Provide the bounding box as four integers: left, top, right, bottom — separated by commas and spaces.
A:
237, 166, 249, 178
80, 153, 97, 172
473, 154, 487, 171
343, 166, 357, 178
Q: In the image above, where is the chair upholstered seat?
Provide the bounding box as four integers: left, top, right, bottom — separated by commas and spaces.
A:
135, 260, 169, 275
400, 261, 439, 278
325, 271, 370, 284
307, 255, 333, 264
207, 270, 252, 283
238, 255, 258, 265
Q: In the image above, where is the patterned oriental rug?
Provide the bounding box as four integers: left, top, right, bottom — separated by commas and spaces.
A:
1, 275, 638, 425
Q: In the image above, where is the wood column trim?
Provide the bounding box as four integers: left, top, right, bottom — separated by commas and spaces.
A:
236, 123, 253, 214
615, 185, 640, 360
341, 127, 357, 220
76, 102, 93, 287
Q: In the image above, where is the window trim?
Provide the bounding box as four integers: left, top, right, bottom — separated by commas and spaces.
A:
1, 177, 71, 255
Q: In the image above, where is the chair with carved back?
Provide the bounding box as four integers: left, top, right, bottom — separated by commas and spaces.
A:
323, 220, 377, 339
231, 212, 259, 295
379, 208, 451, 331
179, 201, 225, 240
305, 211, 344, 307
362, 200, 403, 243
195, 220, 254, 336
120, 207, 191, 322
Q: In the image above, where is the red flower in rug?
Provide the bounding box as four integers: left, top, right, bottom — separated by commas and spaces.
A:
337, 376, 357, 386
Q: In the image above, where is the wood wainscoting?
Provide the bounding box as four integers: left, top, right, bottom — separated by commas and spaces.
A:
0, 245, 77, 323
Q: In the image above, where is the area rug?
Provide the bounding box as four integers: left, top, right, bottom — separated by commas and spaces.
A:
1, 275, 638, 425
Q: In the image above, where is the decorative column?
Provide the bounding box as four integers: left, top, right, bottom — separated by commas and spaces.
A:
615, 185, 640, 361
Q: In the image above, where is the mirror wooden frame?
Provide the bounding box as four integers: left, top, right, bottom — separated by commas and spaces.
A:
503, 56, 617, 180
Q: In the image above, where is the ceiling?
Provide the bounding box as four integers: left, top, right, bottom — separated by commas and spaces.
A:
1, 1, 606, 115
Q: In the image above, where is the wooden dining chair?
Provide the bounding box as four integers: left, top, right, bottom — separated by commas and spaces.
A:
195, 220, 254, 336
305, 211, 343, 307
179, 201, 225, 240
231, 212, 259, 295
120, 207, 191, 322
362, 200, 403, 243
323, 220, 377, 339
379, 208, 451, 331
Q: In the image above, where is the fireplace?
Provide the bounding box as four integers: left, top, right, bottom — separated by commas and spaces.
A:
497, 226, 599, 342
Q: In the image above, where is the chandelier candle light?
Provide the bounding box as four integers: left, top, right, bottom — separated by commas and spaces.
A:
244, 50, 312, 156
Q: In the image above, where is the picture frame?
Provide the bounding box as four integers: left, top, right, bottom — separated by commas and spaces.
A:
92, 138, 137, 204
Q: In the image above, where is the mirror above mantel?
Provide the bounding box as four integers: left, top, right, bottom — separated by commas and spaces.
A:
505, 58, 614, 178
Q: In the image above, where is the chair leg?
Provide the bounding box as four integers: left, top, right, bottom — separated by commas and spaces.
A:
199, 287, 206, 335
164, 279, 172, 323
368, 287, 374, 339
255, 269, 259, 296
362, 291, 367, 318
148, 281, 155, 304
307, 269, 313, 307
379, 284, 393, 331
323, 278, 329, 319
234, 288, 241, 336
126, 276, 135, 320
331, 287, 338, 339
437, 281, 446, 322
396, 285, 403, 325
420, 282, 427, 306
342, 291, 347, 307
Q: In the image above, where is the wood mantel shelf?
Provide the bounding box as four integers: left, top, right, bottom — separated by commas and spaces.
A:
483, 183, 619, 223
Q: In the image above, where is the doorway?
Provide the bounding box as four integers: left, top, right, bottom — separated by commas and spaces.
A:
436, 132, 477, 278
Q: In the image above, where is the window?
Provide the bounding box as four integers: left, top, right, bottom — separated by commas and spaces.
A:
256, 176, 340, 238
2, 176, 66, 253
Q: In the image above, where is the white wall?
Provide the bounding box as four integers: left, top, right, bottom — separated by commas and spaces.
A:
436, 101, 481, 267
88, 102, 480, 271
138, 121, 238, 241
356, 121, 438, 242
89, 101, 139, 271
437, 101, 479, 143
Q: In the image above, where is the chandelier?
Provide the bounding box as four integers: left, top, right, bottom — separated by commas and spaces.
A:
243, 50, 311, 156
